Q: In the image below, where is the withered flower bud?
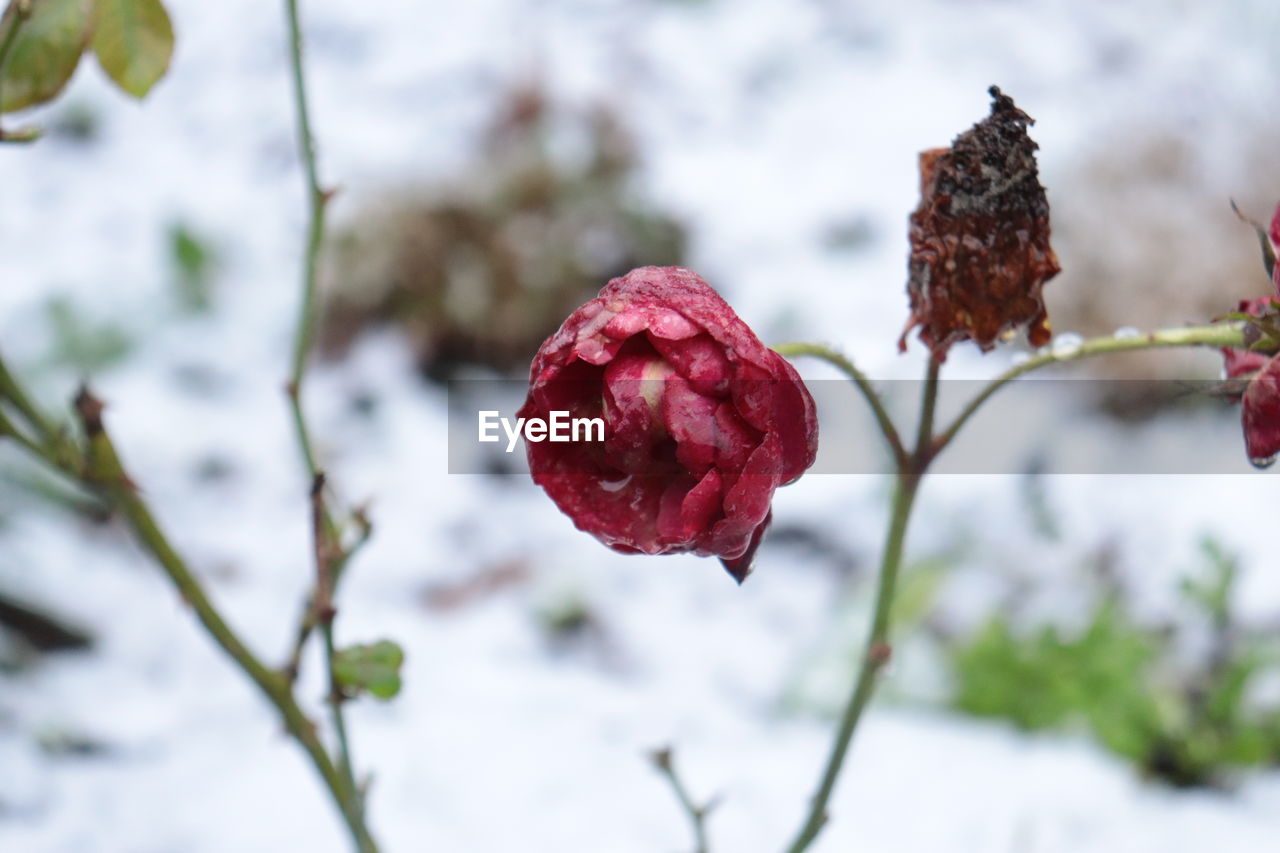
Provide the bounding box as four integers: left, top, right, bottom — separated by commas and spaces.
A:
901, 86, 1061, 360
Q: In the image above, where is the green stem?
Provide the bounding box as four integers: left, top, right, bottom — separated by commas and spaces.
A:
281, 0, 348, 676
280, 7, 373, 849
284, 0, 327, 410
67, 390, 360, 849
773, 342, 908, 469
784, 471, 921, 853
783, 357, 939, 853
934, 322, 1247, 454
309, 474, 374, 853
0, 354, 58, 444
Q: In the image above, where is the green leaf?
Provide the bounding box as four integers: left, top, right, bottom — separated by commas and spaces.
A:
0, 0, 95, 113
333, 640, 405, 701
91, 0, 173, 99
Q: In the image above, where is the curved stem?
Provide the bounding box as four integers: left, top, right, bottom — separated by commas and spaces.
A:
783, 357, 939, 853
784, 471, 920, 853
934, 323, 1247, 454
280, 4, 374, 850
774, 342, 908, 469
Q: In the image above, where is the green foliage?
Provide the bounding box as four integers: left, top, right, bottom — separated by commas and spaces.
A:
91, 0, 173, 98
167, 221, 216, 312
0, 0, 94, 113
333, 640, 405, 701
44, 296, 132, 370
948, 538, 1280, 786
0, 0, 173, 120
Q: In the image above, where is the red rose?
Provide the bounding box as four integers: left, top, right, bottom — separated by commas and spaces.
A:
518, 266, 818, 582
1243, 355, 1280, 468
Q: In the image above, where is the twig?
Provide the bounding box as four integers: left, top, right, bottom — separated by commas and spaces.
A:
283, 0, 331, 482
934, 323, 1246, 454
772, 342, 908, 469
280, 0, 351, 679
309, 472, 374, 853
67, 387, 368, 850
278, 6, 378, 848
650, 747, 712, 853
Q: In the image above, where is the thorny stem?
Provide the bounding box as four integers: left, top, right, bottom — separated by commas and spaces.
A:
773, 342, 908, 469
651, 748, 712, 853
310, 473, 374, 853
283, 0, 330, 479
57, 390, 361, 849
280, 3, 375, 850
281, 0, 351, 682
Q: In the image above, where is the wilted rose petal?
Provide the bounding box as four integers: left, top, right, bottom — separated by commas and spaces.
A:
519, 266, 818, 582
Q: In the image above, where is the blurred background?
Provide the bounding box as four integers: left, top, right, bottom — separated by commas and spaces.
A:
3, 0, 1280, 850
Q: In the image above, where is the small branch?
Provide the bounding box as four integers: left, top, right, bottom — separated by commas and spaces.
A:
65, 387, 362, 849
773, 342, 908, 469
280, 0, 349, 676
0, 1, 41, 144
934, 322, 1247, 454
283, 0, 331, 481
309, 473, 375, 853
650, 747, 712, 853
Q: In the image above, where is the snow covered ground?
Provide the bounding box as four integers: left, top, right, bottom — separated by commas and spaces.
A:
2, 0, 1280, 850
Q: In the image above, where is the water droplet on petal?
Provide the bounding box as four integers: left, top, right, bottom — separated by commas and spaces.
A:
1249, 454, 1276, 470
1051, 332, 1083, 359
1114, 326, 1140, 340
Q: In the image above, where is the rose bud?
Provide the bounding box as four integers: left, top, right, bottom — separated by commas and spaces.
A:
518, 266, 818, 582
901, 86, 1060, 360
1242, 355, 1280, 469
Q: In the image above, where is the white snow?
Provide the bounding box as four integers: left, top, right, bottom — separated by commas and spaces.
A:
2, 1, 1279, 851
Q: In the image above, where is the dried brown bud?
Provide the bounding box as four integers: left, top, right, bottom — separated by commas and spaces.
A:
901, 86, 1061, 360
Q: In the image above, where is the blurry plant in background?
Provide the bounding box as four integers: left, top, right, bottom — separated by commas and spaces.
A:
319, 84, 687, 382
949, 537, 1280, 788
